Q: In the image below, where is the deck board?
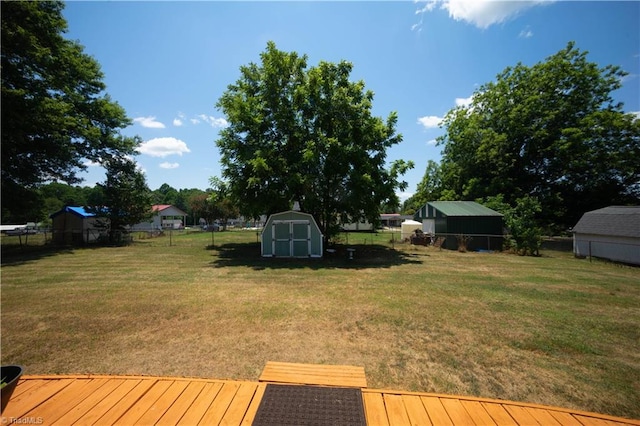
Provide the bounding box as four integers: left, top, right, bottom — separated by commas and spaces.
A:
97, 379, 160, 425
459, 400, 498, 425
402, 394, 433, 426
24, 378, 105, 424
4, 378, 73, 419
526, 406, 564, 425
481, 401, 518, 425
441, 398, 478, 425
2, 374, 639, 426
240, 382, 267, 425
178, 381, 224, 424
134, 380, 190, 425
155, 381, 206, 425
363, 391, 391, 426
52, 378, 123, 425
548, 411, 586, 426
259, 361, 367, 387
383, 393, 412, 425
77, 378, 144, 425
198, 381, 240, 424
113, 379, 172, 425
220, 382, 262, 425
420, 395, 455, 425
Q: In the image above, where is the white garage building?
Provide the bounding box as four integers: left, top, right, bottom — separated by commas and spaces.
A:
572, 206, 640, 266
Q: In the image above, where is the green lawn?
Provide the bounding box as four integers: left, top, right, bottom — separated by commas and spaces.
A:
1, 230, 639, 419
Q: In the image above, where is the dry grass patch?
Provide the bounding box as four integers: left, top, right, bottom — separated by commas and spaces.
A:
1, 231, 639, 419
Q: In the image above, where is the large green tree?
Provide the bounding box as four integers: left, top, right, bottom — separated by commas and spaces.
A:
438, 42, 640, 231
93, 157, 152, 244
216, 42, 412, 239
1, 1, 138, 222
207, 177, 239, 230
402, 160, 443, 214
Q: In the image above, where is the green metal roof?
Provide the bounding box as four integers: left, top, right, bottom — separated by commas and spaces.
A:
428, 201, 503, 217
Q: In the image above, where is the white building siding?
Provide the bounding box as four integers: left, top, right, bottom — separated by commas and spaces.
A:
574, 233, 640, 265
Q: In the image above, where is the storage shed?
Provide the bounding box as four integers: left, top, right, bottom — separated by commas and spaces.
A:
414, 201, 503, 251
572, 206, 640, 266
261, 210, 323, 258
50, 206, 105, 244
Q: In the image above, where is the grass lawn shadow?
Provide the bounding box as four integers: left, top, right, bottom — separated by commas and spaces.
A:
209, 242, 425, 270
0, 244, 76, 266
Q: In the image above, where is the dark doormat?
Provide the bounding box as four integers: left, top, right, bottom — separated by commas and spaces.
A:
252, 384, 367, 426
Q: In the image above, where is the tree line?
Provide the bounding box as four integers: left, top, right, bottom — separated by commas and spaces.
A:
3, 1, 638, 251
404, 42, 639, 237
30, 181, 236, 228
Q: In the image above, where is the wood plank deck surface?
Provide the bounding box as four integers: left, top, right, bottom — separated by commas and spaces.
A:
3, 374, 639, 425
259, 360, 367, 388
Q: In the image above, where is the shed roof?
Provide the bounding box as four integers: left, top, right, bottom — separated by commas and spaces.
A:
429, 201, 503, 217
572, 206, 640, 238
50, 206, 96, 219
268, 210, 317, 222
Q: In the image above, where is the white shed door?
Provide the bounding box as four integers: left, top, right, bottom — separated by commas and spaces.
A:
422, 219, 435, 234
272, 220, 311, 257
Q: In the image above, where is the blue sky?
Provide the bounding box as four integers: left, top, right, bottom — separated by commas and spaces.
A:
62, 1, 640, 200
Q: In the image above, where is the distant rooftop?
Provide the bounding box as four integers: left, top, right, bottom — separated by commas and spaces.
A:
573, 206, 640, 238
49, 206, 96, 219
428, 201, 503, 217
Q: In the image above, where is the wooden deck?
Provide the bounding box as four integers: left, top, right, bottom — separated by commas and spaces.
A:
259, 361, 367, 388
3, 364, 639, 425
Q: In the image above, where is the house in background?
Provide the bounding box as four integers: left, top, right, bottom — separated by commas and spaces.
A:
341, 218, 374, 231
131, 205, 188, 231
261, 210, 323, 258
573, 206, 640, 266
380, 213, 403, 228
50, 206, 105, 244
414, 201, 504, 251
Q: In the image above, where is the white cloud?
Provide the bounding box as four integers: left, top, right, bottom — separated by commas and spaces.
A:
83, 159, 101, 167
190, 118, 200, 125
427, 139, 438, 146
519, 28, 534, 38
415, 0, 438, 14
136, 137, 191, 158
173, 112, 185, 127
198, 114, 229, 128
455, 96, 474, 107
630, 111, 640, 120
159, 162, 180, 169
417, 115, 443, 129
414, 0, 554, 30
133, 116, 166, 129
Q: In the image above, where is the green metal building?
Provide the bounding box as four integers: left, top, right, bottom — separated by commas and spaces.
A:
414, 201, 504, 251
261, 210, 324, 258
